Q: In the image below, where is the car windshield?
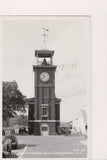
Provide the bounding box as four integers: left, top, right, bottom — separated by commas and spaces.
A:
20, 127, 25, 130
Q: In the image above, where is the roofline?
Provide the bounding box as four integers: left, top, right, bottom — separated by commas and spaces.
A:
35, 50, 55, 57
33, 65, 57, 69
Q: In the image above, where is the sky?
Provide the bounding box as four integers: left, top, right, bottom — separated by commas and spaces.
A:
2, 16, 90, 122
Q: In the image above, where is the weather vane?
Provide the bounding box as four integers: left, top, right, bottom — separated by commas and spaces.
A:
41, 27, 49, 45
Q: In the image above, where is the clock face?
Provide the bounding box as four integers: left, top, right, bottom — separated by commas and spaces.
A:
40, 72, 50, 82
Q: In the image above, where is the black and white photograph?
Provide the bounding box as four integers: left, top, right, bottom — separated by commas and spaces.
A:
1, 16, 90, 158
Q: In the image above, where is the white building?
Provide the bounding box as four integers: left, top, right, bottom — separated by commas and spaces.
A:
72, 108, 87, 135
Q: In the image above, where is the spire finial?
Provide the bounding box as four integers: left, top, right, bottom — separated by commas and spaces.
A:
41, 27, 49, 49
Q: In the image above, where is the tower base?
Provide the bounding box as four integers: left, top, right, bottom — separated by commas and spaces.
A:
28, 121, 60, 136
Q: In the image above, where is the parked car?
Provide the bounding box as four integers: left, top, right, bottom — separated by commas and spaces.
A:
58, 127, 71, 136
3, 128, 18, 150
19, 127, 28, 135
2, 129, 12, 158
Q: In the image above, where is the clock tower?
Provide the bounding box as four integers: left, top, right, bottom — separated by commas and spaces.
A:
28, 49, 61, 135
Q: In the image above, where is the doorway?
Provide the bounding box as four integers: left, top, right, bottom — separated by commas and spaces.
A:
40, 124, 49, 136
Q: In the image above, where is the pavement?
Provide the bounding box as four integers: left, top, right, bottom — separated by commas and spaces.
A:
10, 135, 87, 158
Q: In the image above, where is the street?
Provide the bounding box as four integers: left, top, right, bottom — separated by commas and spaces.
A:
10, 135, 87, 158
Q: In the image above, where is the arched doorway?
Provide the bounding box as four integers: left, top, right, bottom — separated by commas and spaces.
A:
40, 124, 49, 136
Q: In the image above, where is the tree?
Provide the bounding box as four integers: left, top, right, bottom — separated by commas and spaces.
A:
2, 81, 27, 125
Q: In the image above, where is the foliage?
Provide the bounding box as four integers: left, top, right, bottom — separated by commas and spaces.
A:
2, 81, 26, 121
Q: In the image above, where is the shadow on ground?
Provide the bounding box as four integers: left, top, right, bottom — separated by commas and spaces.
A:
27, 144, 40, 147
17, 144, 26, 150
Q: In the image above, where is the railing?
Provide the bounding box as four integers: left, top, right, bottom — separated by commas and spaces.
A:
37, 61, 52, 66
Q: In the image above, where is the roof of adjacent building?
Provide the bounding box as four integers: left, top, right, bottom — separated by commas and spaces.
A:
80, 109, 87, 123
27, 97, 35, 103
60, 122, 71, 128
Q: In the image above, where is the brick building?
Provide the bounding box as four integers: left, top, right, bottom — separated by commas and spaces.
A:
28, 49, 61, 135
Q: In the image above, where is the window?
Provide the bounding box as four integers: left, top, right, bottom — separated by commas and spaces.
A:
42, 127, 48, 131
42, 117, 47, 120
42, 107, 47, 116
41, 104, 48, 119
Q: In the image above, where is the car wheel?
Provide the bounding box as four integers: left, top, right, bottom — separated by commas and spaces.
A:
2, 152, 6, 158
